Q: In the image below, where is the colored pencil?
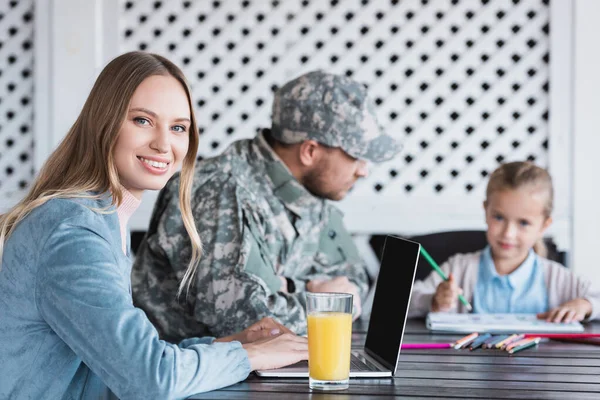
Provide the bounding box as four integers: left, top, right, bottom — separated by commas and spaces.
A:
524, 333, 600, 339
508, 338, 541, 354
506, 337, 533, 351
483, 335, 510, 349
499, 334, 525, 350
401, 343, 453, 349
420, 247, 473, 311
494, 334, 519, 349
469, 333, 492, 350
453, 333, 478, 349
481, 335, 500, 349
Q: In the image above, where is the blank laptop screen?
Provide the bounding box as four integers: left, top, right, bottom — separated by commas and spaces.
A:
364, 236, 420, 370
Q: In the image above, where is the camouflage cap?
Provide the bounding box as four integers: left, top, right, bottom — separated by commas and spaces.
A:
271, 70, 402, 163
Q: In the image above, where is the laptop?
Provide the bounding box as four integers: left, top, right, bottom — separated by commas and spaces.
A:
256, 235, 421, 378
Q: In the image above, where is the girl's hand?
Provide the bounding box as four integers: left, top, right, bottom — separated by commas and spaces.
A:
537, 298, 593, 323
431, 274, 462, 312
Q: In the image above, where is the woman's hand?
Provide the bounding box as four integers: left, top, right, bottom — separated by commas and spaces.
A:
537, 298, 593, 323
215, 317, 294, 344
243, 333, 308, 371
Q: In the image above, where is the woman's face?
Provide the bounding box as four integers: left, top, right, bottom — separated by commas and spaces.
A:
114, 74, 191, 199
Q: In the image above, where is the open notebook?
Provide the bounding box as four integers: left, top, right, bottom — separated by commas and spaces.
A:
427, 312, 585, 333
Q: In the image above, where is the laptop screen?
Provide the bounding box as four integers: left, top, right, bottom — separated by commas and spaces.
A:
364, 236, 421, 371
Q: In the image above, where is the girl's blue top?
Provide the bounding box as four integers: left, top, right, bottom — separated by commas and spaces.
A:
473, 246, 549, 314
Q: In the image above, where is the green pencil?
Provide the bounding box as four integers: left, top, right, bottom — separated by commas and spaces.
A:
419, 246, 473, 312
508, 337, 541, 354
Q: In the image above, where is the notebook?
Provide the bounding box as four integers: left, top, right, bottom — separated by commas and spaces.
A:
255, 235, 421, 378
426, 312, 585, 333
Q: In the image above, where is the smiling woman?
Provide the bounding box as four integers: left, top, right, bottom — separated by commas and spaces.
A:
0, 51, 307, 400
0, 51, 202, 296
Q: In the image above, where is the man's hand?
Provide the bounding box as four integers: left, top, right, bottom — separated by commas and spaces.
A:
307, 276, 362, 320
537, 298, 593, 323
215, 317, 294, 344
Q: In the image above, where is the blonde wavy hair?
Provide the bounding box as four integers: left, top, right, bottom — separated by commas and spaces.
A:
0, 51, 201, 296
485, 161, 553, 258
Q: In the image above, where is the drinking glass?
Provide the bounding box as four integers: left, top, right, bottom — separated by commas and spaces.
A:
306, 292, 353, 391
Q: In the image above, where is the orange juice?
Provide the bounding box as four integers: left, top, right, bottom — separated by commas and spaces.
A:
307, 312, 352, 381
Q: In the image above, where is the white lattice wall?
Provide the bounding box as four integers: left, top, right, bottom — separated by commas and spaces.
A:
4, 0, 598, 278
0, 0, 558, 239
0, 0, 34, 197
119, 0, 549, 203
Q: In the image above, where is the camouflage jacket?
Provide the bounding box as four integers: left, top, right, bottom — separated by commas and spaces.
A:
132, 131, 369, 341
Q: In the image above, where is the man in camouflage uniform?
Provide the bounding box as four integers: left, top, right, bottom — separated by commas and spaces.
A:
132, 70, 403, 341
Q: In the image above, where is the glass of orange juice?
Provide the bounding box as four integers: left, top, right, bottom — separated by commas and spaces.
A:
306, 292, 353, 391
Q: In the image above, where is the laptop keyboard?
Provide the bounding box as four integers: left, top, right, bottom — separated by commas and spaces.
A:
277, 352, 381, 373
350, 351, 380, 372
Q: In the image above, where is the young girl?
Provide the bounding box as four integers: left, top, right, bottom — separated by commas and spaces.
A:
409, 161, 600, 323
0, 52, 307, 399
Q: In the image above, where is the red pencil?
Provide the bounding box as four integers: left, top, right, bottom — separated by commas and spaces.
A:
523, 333, 600, 339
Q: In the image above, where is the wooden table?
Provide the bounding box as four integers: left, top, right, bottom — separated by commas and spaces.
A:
192, 319, 600, 399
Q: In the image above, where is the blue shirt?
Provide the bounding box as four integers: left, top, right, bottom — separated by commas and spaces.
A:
0, 195, 251, 400
473, 247, 549, 314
